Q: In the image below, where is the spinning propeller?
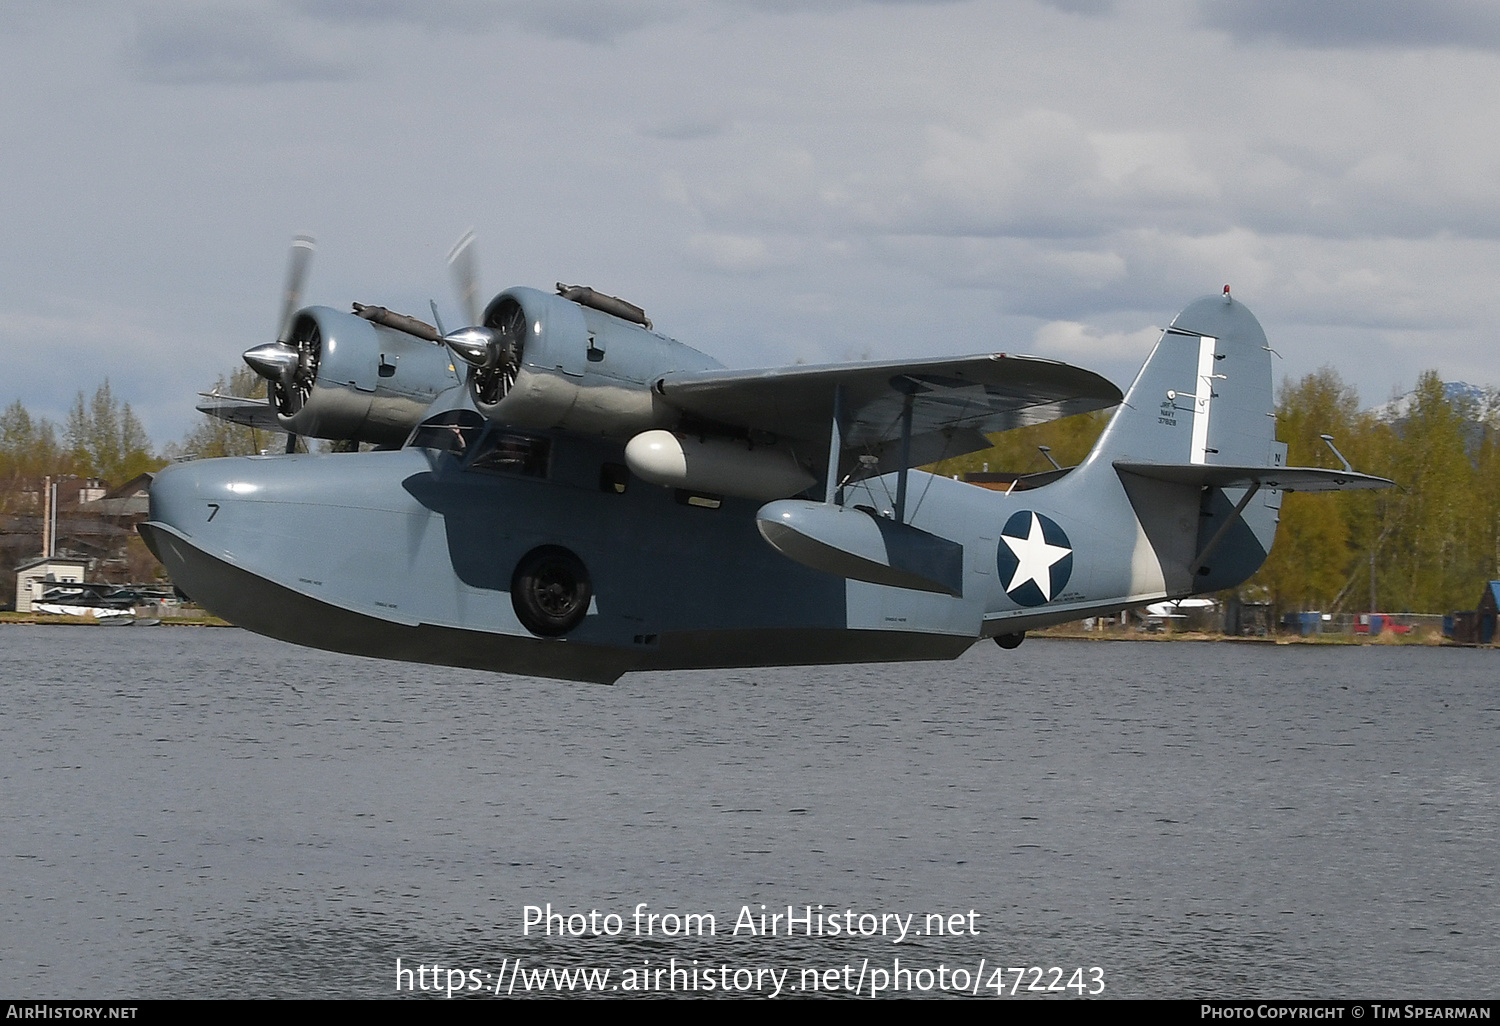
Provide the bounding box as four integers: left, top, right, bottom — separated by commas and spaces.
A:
240, 231, 524, 448
242, 234, 318, 452
442, 230, 524, 406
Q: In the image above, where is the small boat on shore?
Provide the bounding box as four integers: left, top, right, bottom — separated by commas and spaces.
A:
33, 603, 135, 620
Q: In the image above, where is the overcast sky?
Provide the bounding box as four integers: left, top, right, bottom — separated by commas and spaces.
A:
5, 0, 1500, 445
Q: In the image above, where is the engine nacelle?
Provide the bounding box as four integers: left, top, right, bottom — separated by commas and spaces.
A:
274, 307, 460, 445
468, 287, 720, 437
625, 429, 816, 501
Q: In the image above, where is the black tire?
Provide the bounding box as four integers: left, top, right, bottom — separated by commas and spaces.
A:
994, 632, 1025, 650
511, 546, 592, 637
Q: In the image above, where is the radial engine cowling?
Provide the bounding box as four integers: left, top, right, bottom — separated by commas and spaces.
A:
462, 287, 718, 437
258, 306, 459, 446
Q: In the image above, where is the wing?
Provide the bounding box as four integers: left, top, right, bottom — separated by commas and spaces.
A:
655, 354, 1122, 471
196, 393, 282, 432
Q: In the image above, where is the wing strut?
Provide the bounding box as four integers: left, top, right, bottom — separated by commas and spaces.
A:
825, 384, 845, 505
757, 379, 966, 596
893, 391, 914, 523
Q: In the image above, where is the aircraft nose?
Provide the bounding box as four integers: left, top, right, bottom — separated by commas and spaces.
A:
146, 460, 207, 539
143, 456, 270, 548
138, 459, 211, 578
140, 456, 294, 595
148, 456, 293, 537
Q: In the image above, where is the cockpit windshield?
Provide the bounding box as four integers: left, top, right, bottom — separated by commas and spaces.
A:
408, 408, 551, 478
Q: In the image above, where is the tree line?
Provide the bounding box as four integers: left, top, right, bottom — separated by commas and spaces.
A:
1, 381, 160, 508
0, 367, 277, 516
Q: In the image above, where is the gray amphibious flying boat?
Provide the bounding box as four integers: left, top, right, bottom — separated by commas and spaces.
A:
141, 239, 1389, 683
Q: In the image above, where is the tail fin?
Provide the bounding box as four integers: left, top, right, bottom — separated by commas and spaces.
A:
1080, 291, 1286, 594
1089, 289, 1280, 469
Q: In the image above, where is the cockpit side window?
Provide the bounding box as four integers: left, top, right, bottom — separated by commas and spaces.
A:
409, 409, 485, 455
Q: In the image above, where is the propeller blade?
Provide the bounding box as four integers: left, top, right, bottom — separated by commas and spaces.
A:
276, 234, 317, 343
447, 229, 481, 328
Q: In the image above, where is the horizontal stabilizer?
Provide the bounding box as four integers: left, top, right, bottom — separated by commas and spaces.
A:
1115, 461, 1392, 493
196, 393, 281, 432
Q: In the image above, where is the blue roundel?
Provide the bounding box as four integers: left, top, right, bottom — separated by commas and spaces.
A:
995, 511, 1073, 607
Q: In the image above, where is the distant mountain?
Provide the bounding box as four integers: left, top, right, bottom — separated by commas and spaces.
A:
1367, 381, 1496, 423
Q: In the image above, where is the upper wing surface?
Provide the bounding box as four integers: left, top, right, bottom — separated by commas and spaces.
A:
655, 354, 1121, 467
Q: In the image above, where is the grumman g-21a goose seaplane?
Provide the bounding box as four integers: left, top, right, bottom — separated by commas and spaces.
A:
142, 236, 1390, 683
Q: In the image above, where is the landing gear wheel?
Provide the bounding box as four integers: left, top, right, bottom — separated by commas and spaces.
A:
511, 546, 592, 637
994, 632, 1025, 650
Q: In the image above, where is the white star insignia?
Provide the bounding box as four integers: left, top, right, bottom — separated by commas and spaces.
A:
1002, 512, 1072, 601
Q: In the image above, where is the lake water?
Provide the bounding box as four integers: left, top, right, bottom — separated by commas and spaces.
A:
2, 627, 1495, 999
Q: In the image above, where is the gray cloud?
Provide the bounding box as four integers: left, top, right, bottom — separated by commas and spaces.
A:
0, 0, 83, 33
1033, 0, 1113, 16
293, 0, 686, 44
679, 114, 1234, 245
131, 5, 351, 83
682, 102, 1500, 256
292, 0, 500, 30
641, 115, 733, 141
510, 1, 683, 45
1202, 0, 1500, 50
723, 0, 969, 10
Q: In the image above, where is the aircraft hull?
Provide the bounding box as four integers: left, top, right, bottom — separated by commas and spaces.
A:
141, 518, 973, 683
139, 448, 981, 683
